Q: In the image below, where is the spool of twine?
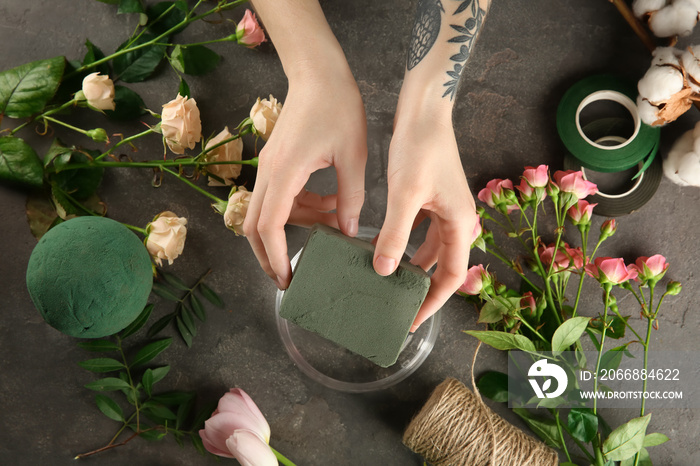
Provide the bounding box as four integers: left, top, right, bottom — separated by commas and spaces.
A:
403, 377, 558, 466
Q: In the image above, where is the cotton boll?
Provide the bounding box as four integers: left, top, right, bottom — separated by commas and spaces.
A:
664, 129, 695, 186
676, 151, 700, 185
637, 95, 661, 125
651, 46, 681, 67
679, 0, 700, 11
649, 1, 698, 37
633, 0, 668, 17
638, 65, 685, 103
681, 45, 700, 84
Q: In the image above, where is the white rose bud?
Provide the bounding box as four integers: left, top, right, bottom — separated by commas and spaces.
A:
224, 187, 252, 236
161, 94, 202, 154
250, 95, 282, 141
205, 127, 244, 186
146, 211, 188, 266
81, 72, 116, 111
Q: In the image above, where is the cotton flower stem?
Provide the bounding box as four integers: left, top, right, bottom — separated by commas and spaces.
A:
95, 127, 156, 161
608, 0, 657, 53
270, 446, 297, 466
9, 97, 77, 136
160, 166, 224, 203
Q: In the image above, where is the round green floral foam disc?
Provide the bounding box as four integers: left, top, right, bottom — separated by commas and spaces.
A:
26, 216, 153, 338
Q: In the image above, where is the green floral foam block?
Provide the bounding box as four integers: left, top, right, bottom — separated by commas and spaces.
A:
26, 216, 153, 338
280, 224, 430, 368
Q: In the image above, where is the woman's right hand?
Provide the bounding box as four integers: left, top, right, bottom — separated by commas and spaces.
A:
243, 62, 368, 290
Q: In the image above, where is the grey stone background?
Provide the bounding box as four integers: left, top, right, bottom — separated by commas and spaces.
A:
1, 0, 699, 465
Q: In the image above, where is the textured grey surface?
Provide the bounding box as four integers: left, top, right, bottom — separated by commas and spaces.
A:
1, 0, 699, 465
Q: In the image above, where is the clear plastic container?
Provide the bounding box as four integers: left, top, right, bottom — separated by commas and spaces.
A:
275, 227, 441, 393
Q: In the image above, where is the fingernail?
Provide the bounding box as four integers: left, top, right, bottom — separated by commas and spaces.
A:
277, 275, 289, 290
374, 255, 396, 276
409, 325, 419, 333
345, 218, 359, 237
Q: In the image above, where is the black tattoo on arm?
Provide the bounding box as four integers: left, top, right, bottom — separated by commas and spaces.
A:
443, 0, 487, 100
407, 0, 444, 70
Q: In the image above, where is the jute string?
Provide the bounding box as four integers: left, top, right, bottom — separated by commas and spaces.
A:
402, 342, 558, 466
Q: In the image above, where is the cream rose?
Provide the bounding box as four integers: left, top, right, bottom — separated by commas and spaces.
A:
205, 127, 244, 186
146, 211, 188, 266
81, 72, 115, 111
224, 187, 252, 236
250, 95, 282, 141
161, 94, 202, 154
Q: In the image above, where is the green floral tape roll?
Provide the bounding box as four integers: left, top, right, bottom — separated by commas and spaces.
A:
556, 75, 661, 173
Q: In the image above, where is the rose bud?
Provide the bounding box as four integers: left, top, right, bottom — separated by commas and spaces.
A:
161, 94, 202, 154
584, 257, 638, 285
236, 10, 266, 49
80, 72, 115, 111
250, 95, 282, 141
145, 211, 187, 266
205, 127, 244, 186
224, 187, 253, 236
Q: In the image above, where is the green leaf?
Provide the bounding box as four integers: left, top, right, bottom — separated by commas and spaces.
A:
46, 144, 103, 200
130, 338, 172, 368
191, 401, 217, 430
178, 77, 190, 98
190, 294, 206, 321
478, 300, 508, 324
560, 463, 579, 466
603, 414, 652, 461
78, 358, 125, 373
147, 313, 174, 337
160, 270, 189, 290
139, 429, 167, 441
512, 408, 563, 449
181, 306, 196, 334
152, 282, 180, 301
95, 394, 124, 421
83, 39, 110, 76
176, 397, 194, 430
78, 339, 119, 352
599, 344, 630, 372
104, 85, 146, 121
118, 0, 145, 14
0, 56, 65, 118
643, 432, 669, 447
151, 391, 195, 405
120, 303, 154, 339
191, 433, 206, 456
85, 377, 132, 391
151, 365, 170, 384
551, 316, 591, 355
26, 192, 59, 240
476, 371, 509, 403
146, 2, 188, 36
95, 0, 120, 4
621, 448, 652, 466
463, 330, 536, 352
0, 136, 44, 188
176, 315, 193, 347
142, 401, 177, 420
170, 45, 220, 76
113, 34, 166, 83
589, 315, 630, 340
198, 283, 223, 308
567, 407, 598, 443
142, 368, 154, 397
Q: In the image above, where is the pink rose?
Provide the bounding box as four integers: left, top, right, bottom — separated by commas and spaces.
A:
199, 388, 277, 466
516, 178, 546, 203
477, 179, 518, 213
584, 257, 638, 285
521, 165, 549, 188
632, 255, 669, 283
520, 291, 536, 315
471, 220, 482, 244
567, 200, 597, 225
539, 243, 584, 272
552, 170, 598, 199
458, 264, 490, 296
236, 10, 266, 48
600, 218, 617, 239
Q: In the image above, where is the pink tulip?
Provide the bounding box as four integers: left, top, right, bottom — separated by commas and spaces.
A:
521, 165, 549, 188
477, 179, 518, 213
567, 200, 597, 225
584, 257, 638, 285
199, 388, 277, 465
632, 255, 669, 283
539, 243, 583, 272
458, 264, 490, 296
552, 170, 598, 200
236, 10, 266, 48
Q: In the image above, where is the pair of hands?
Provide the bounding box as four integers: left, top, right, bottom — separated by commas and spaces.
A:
242, 66, 478, 331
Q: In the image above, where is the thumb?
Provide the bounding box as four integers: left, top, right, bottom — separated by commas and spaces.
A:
336, 150, 367, 238
374, 196, 420, 276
